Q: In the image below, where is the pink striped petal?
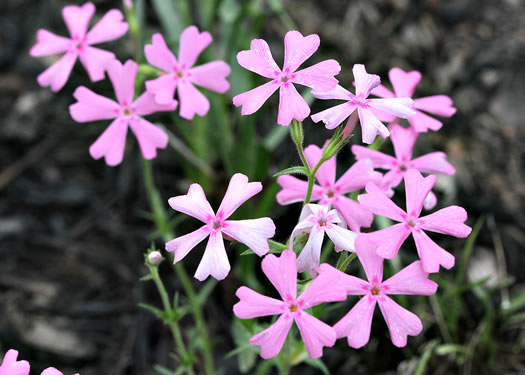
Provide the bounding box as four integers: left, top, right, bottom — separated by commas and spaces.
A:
37, 52, 77, 92
311, 84, 351, 100
233, 81, 280, 116
145, 74, 178, 105
297, 226, 325, 273
0, 350, 30, 375
411, 152, 456, 175
277, 83, 310, 126
166, 226, 209, 263
389, 67, 421, 97
409, 110, 443, 132
351, 145, 396, 170
250, 314, 294, 359
390, 124, 418, 161
89, 118, 128, 166
262, 250, 297, 301
275, 175, 323, 205
404, 170, 436, 218
106, 59, 137, 105
62, 2, 95, 39
299, 264, 348, 307
30, 29, 71, 57
222, 218, 275, 256
378, 295, 422, 347
168, 183, 214, 223
283, 31, 319, 73
333, 296, 376, 347
133, 91, 177, 116
336, 159, 383, 193
382, 261, 438, 295
333, 196, 374, 232
194, 231, 230, 281
217, 173, 262, 219
79, 45, 116, 82
70, 86, 119, 122
420, 206, 471, 237
178, 26, 212, 68
358, 107, 390, 144
295, 311, 336, 358
311, 102, 357, 130
414, 95, 456, 117
189, 61, 231, 93
293, 59, 340, 92
353, 64, 380, 98
304, 144, 335, 187
144, 33, 178, 72
355, 234, 384, 283
368, 97, 415, 119
325, 225, 357, 252
236, 39, 280, 79
359, 182, 406, 222
233, 286, 285, 318
178, 81, 210, 119
413, 230, 455, 273
370, 106, 397, 122
86, 9, 128, 45
370, 84, 395, 99
423, 190, 437, 211
366, 224, 411, 259
129, 117, 169, 160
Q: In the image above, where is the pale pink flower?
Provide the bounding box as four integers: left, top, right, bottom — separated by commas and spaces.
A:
166, 174, 275, 281
233, 31, 340, 126
41, 369, 79, 375
291, 204, 357, 273
276, 144, 382, 231
144, 28, 231, 119
30, 2, 128, 92
69, 59, 176, 166
352, 124, 456, 210
0, 350, 29, 375
332, 235, 437, 348
370, 67, 456, 132
358, 169, 472, 273
311, 64, 415, 144
233, 250, 347, 359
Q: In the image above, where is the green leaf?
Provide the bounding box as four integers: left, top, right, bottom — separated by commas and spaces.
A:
154, 364, 176, 375
435, 344, 469, 356
304, 357, 330, 375
231, 319, 258, 373
273, 166, 309, 178
139, 273, 154, 282
138, 303, 165, 320
414, 340, 439, 375
151, 0, 189, 44
197, 278, 218, 305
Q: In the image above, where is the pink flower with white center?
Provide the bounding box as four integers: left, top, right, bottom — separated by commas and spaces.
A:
332, 235, 438, 348
276, 144, 382, 231
358, 169, 472, 273
291, 204, 357, 273
233, 250, 347, 359
311, 64, 415, 144
144, 28, 231, 120
166, 174, 275, 281
29, 2, 128, 92
233, 31, 341, 126
69, 59, 176, 166
0, 350, 29, 375
352, 124, 456, 210
371, 67, 457, 132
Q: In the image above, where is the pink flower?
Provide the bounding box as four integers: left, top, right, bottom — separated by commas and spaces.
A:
0, 350, 29, 375
41, 369, 79, 375
291, 204, 357, 273
69, 59, 176, 166
311, 64, 415, 144
371, 67, 456, 132
29, 2, 128, 92
276, 144, 382, 231
233, 31, 341, 126
233, 250, 347, 359
358, 169, 472, 273
352, 124, 456, 209
166, 174, 275, 281
332, 235, 438, 348
144, 28, 231, 119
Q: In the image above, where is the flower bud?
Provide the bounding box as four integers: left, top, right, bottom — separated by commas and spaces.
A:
148, 251, 163, 265
123, 0, 133, 10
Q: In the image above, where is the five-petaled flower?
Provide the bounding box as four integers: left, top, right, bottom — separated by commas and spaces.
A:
233, 30, 341, 126
30, 2, 128, 92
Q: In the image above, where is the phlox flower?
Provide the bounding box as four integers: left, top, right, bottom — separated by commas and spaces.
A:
371, 67, 456, 132
311, 64, 415, 144
358, 169, 472, 273
233, 31, 341, 126
233, 250, 347, 359
332, 235, 438, 348
30, 2, 128, 92
290, 204, 357, 274
144, 28, 231, 119
166, 174, 275, 281
0, 350, 29, 375
69, 59, 176, 166
352, 124, 456, 209
276, 144, 382, 231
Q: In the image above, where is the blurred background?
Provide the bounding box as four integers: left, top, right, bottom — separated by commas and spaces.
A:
0, 0, 524, 374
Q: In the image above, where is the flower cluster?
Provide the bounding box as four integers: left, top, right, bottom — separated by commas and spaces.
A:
0, 350, 76, 375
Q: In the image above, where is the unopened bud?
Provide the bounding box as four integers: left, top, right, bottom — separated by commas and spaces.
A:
123, 0, 133, 10
148, 251, 163, 265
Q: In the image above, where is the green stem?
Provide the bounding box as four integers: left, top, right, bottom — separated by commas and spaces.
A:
290, 120, 311, 175
303, 161, 323, 205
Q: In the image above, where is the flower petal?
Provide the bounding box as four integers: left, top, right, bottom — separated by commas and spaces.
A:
311, 102, 357, 130
420, 206, 471, 237
370, 84, 395, 99
423, 190, 437, 211
276, 175, 323, 205
145, 74, 178, 106
86, 9, 128, 45
378, 295, 423, 347
222, 218, 275, 256
69, 86, 119, 122
382, 261, 438, 295
293, 59, 340, 92
79, 45, 116, 82
194, 231, 230, 281
233, 286, 285, 318
333, 196, 374, 232
106, 59, 137, 105
351, 145, 396, 170
37, 52, 77, 92
404, 169, 436, 218
144, 33, 178, 72
262, 250, 297, 301
336, 159, 383, 194
277, 83, 310, 126
236, 38, 280, 79
30, 29, 71, 56
283, 31, 319, 73
0, 350, 30, 375
178, 81, 210, 119
89, 118, 128, 166
250, 314, 294, 359
304, 144, 335, 187
389, 67, 421, 97
190, 61, 231, 93
166, 226, 210, 263
217, 173, 262, 219
325, 225, 357, 253
233, 81, 280, 116
411, 152, 456, 175
333, 296, 376, 348
413, 230, 455, 273
297, 226, 325, 273
409, 110, 443, 132
299, 264, 348, 307
41, 368, 68, 375
353, 64, 380, 98
390, 124, 418, 161
295, 311, 336, 358
168, 183, 214, 223
133, 91, 178, 116
355, 234, 384, 283
129, 117, 169, 160
365, 224, 411, 260
62, 2, 95, 39
358, 182, 406, 222
178, 26, 212, 68
311, 84, 352, 100
357, 107, 390, 144
368, 97, 415, 119
414, 95, 456, 117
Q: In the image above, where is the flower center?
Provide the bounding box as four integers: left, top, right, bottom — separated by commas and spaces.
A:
289, 304, 297, 312
211, 219, 223, 230
399, 163, 408, 172
370, 284, 382, 296
407, 216, 418, 228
